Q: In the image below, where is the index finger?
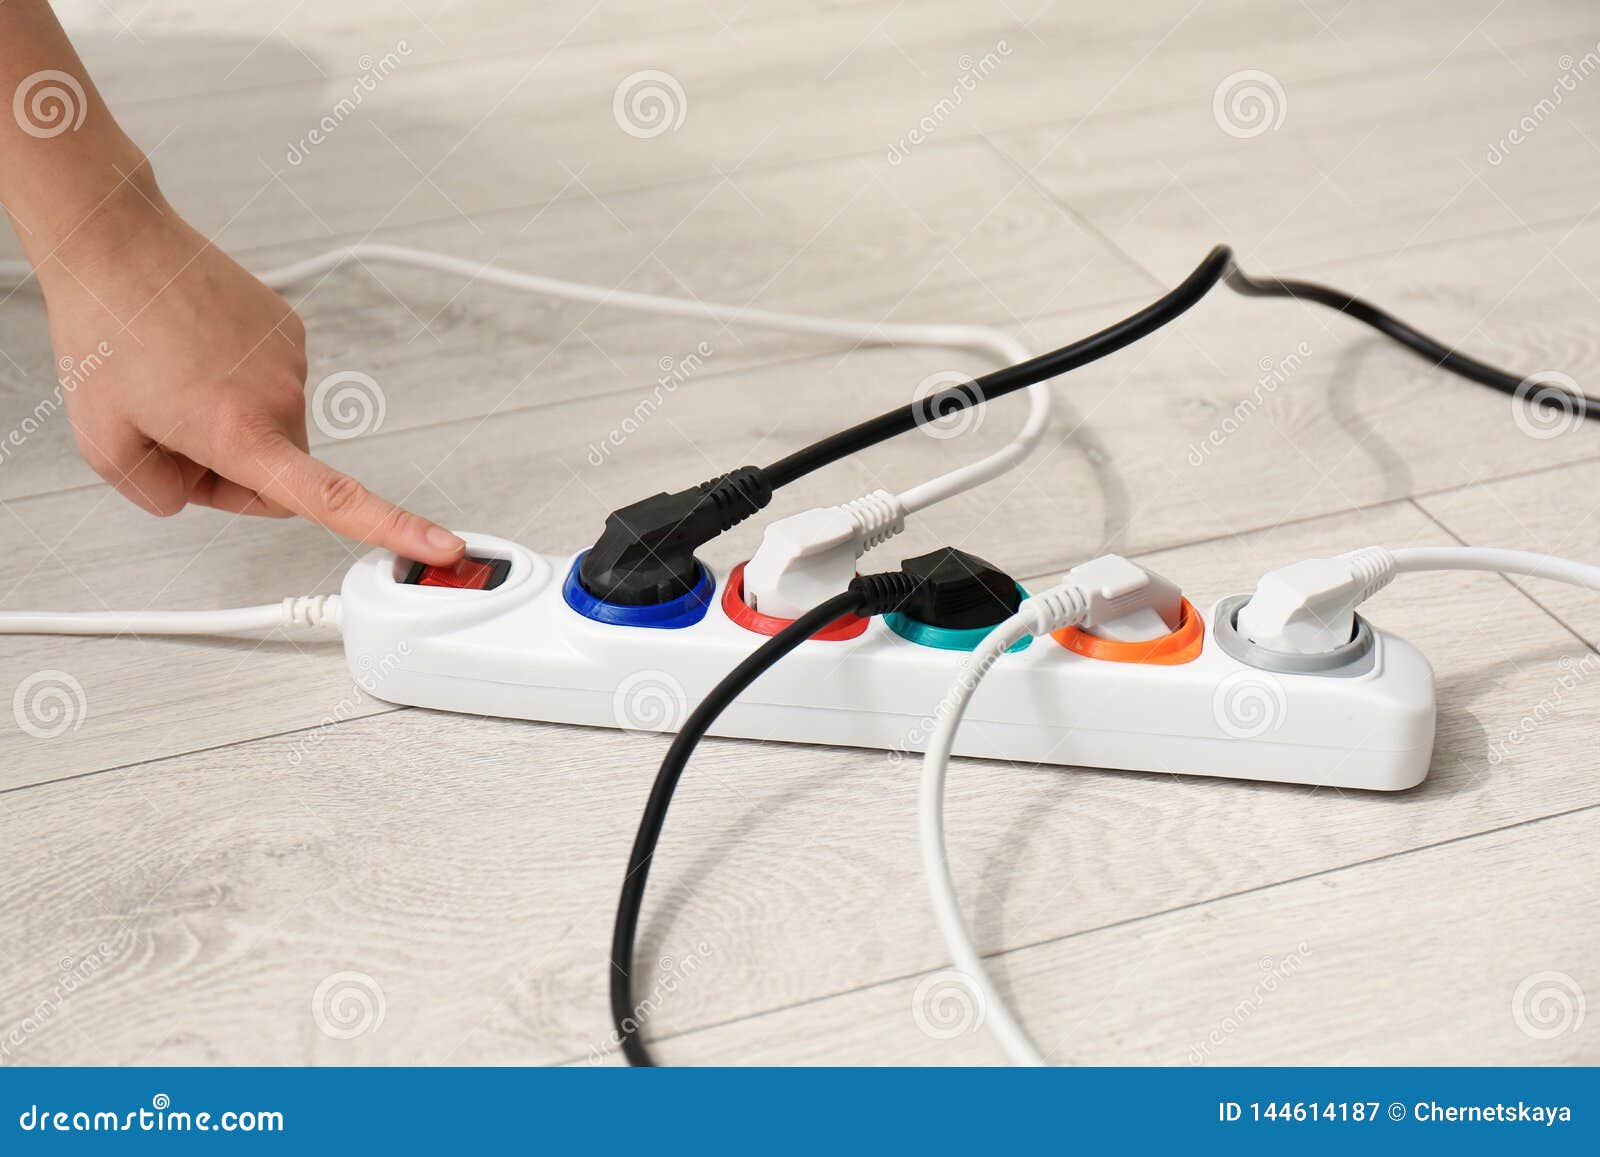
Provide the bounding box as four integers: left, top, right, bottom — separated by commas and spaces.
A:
229, 429, 466, 564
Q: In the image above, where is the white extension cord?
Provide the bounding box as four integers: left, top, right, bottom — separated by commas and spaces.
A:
0, 243, 1041, 637
921, 544, 1600, 1066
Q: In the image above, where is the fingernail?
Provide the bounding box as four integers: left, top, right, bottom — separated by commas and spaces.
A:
425, 525, 465, 554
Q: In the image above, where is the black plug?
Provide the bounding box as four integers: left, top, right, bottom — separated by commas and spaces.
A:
897, 547, 1020, 629
579, 466, 772, 605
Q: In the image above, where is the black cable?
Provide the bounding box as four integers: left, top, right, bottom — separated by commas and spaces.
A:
760, 244, 1596, 488
609, 573, 919, 1066
584, 243, 1595, 606
602, 245, 1600, 1061
1222, 265, 1589, 410
762, 246, 1235, 487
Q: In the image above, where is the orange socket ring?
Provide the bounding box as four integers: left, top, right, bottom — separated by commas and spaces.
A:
1051, 598, 1204, 665
721, 562, 870, 641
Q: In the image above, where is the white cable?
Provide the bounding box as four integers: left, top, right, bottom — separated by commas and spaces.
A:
256, 245, 1041, 512
3, 243, 1042, 511
1, 244, 1042, 635
918, 571, 1137, 1067
918, 556, 1182, 1066
0, 594, 341, 636
919, 611, 1048, 1067
1388, 545, 1600, 590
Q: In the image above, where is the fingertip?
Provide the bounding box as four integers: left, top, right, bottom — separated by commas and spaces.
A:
412, 522, 468, 566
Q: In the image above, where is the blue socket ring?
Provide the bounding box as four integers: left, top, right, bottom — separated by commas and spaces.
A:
562, 551, 714, 629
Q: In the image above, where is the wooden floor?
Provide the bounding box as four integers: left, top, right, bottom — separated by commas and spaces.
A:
1, 0, 1597, 1065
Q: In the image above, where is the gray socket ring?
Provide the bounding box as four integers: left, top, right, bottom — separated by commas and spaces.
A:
1211, 594, 1376, 677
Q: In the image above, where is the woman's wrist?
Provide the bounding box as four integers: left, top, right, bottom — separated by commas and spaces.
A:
22, 146, 175, 296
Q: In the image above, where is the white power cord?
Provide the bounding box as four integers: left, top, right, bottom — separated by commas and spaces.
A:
248, 244, 1042, 513
917, 555, 1177, 1067
2, 243, 1042, 510
0, 594, 341, 636
0, 243, 1043, 636
1237, 545, 1600, 654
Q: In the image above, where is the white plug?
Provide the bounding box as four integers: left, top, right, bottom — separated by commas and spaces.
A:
1235, 548, 1397, 653
1063, 554, 1184, 639
1018, 554, 1184, 637
742, 490, 906, 618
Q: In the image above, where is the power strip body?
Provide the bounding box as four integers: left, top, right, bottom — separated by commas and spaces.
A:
340, 535, 1437, 792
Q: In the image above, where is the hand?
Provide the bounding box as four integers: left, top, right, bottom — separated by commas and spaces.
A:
35, 183, 466, 565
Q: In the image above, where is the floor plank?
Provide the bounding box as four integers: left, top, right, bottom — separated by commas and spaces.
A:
992, 27, 1600, 279
656, 806, 1600, 1064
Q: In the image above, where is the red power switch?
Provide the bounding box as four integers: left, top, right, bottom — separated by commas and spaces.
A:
402, 556, 509, 591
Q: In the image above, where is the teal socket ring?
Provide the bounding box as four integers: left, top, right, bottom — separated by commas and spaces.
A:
884, 584, 1032, 653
